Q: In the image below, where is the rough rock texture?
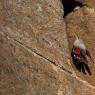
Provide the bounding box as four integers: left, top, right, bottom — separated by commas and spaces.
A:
0, 0, 95, 95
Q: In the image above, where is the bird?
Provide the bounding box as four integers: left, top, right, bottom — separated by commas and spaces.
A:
71, 37, 91, 63
71, 37, 93, 75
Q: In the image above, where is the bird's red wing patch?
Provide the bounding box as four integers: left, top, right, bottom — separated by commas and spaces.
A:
73, 47, 81, 55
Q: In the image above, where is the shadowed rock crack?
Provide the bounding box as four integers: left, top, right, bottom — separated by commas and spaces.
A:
62, 0, 83, 17
62, 0, 91, 17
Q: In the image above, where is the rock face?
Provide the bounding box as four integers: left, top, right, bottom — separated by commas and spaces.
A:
0, 0, 95, 95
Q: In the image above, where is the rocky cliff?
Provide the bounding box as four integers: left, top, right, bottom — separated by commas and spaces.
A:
0, 0, 95, 95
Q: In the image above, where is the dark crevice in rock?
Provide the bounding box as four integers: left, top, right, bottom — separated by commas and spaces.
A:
62, 0, 83, 17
